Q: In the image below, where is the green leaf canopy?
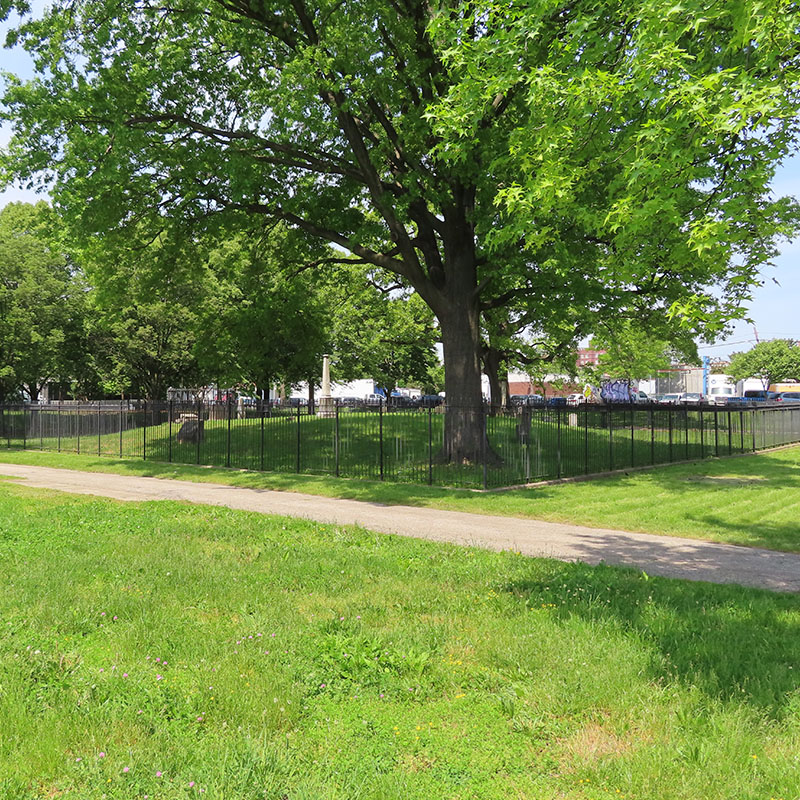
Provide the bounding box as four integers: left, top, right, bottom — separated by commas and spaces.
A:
2, 0, 799, 456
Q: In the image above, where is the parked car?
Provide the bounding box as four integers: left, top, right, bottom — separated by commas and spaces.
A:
418, 394, 444, 408
634, 390, 651, 404
717, 395, 747, 407
660, 393, 682, 404
566, 393, 585, 406
680, 392, 704, 405
743, 390, 780, 403
776, 392, 800, 403
546, 396, 567, 407
388, 394, 417, 409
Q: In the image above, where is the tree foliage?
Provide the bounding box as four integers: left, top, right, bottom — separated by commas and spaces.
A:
585, 321, 698, 384
202, 225, 333, 395
728, 340, 800, 390
0, 201, 87, 401
2, 0, 799, 454
329, 268, 439, 395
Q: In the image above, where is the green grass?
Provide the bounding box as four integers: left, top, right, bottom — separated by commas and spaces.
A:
3, 404, 782, 488
1, 483, 799, 799
2, 446, 800, 552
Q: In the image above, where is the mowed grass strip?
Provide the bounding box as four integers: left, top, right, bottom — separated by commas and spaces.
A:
2, 446, 800, 552
1, 484, 800, 800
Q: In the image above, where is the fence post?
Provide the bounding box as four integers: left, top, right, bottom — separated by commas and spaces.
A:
630, 406, 635, 467
739, 410, 744, 452
428, 406, 433, 486
196, 397, 202, 465
58, 402, 62, 453
142, 399, 147, 461
714, 409, 719, 456
97, 402, 101, 456
752, 409, 757, 451
524, 406, 532, 483
482, 405, 488, 489
699, 408, 704, 457
668, 407, 673, 461
260, 399, 265, 471
296, 401, 301, 473
649, 407, 655, 465
584, 406, 589, 475
22, 405, 27, 450
379, 399, 384, 481
226, 396, 232, 468
556, 406, 562, 479
608, 408, 613, 471
335, 398, 340, 478
168, 399, 173, 462
77, 404, 81, 455
727, 410, 732, 455
684, 408, 689, 460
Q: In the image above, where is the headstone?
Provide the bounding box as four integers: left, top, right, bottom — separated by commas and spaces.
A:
176, 418, 204, 444
318, 353, 335, 417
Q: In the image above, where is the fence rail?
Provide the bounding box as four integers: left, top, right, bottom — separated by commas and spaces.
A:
1, 400, 799, 489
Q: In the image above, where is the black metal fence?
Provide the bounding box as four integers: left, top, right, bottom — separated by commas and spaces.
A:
1, 400, 799, 489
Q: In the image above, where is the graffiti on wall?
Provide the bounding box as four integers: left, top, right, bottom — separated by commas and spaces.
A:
600, 380, 636, 403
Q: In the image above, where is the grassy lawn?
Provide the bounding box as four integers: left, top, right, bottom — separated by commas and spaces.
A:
2, 446, 800, 552
1, 483, 799, 799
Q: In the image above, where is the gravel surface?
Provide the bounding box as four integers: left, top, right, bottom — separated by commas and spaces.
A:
2, 463, 799, 593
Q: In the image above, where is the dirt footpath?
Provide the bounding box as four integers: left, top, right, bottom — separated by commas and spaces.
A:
2, 463, 799, 594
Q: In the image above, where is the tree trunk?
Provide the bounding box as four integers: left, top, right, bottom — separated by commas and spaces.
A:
438, 302, 491, 464
427, 211, 501, 465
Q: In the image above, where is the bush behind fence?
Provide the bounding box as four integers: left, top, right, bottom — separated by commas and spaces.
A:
1, 400, 799, 489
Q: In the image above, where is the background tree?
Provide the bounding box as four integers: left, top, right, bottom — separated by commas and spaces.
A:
3, 0, 799, 458
728, 340, 800, 390
482, 300, 593, 412
329, 268, 439, 397
82, 227, 212, 400
201, 226, 332, 402
0, 201, 87, 401
583, 322, 699, 387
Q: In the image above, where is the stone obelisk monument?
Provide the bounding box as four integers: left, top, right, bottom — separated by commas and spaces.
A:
318, 353, 335, 417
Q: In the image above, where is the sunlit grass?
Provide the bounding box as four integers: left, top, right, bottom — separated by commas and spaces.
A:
2, 483, 799, 799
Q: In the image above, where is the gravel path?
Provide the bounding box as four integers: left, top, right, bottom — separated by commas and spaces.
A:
2, 463, 799, 594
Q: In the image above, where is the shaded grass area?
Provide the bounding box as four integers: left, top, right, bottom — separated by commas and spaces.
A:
2, 446, 800, 552
2, 483, 800, 799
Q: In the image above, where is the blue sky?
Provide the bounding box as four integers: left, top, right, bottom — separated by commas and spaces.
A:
1, 18, 797, 360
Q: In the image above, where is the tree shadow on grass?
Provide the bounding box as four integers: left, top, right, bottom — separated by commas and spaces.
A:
504, 560, 800, 717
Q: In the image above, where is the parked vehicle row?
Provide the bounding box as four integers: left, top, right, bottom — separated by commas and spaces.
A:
208, 387, 800, 410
